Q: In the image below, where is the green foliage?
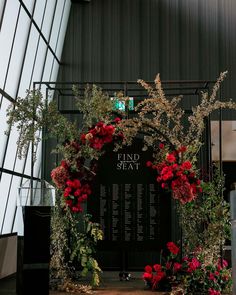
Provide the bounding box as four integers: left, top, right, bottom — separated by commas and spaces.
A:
5, 89, 45, 160
50, 194, 70, 282
179, 164, 230, 262
5, 90, 79, 161
73, 84, 115, 128
67, 212, 103, 287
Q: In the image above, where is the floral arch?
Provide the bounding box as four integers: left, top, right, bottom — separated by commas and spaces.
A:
7, 72, 236, 294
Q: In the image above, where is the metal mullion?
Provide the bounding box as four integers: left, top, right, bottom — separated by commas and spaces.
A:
49, 0, 66, 82
0, 88, 15, 103
18, 0, 61, 65
0, 168, 40, 181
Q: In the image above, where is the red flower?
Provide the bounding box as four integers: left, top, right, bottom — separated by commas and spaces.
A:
208, 289, 220, 295
209, 273, 216, 281
217, 258, 228, 270
178, 146, 187, 153
144, 265, 152, 273
153, 264, 162, 272
167, 242, 180, 255
166, 153, 176, 163
159, 143, 165, 149
114, 117, 121, 123
181, 161, 192, 170
187, 257, 201, 272
173, 262, 182, 272
166, 261, 172, 270
142, 272, 152, 281
146, 161, 153, 168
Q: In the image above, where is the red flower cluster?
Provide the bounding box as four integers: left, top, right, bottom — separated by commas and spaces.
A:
142, 263, 166, 290
147, 145, 202, 204
63, 178, 91, 213
51, 163, 70, 190
167, 241, 180, 255
51, 156, 91, 213
81, 121, 115, 150
142, 242, 231, 295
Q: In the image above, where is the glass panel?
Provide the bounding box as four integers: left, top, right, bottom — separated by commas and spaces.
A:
0, 97, 12, 167
3, 124, 22, 171
1, 175, 21, 234
0, 2, 20, 89
56, 0, 71, 59
21, 0, 35, 14
49, 0, 65, 51
42, 52, 54, 81
13, 177, 28, 235
30, 38, 47, 85
18, 27, 39, 97
4, 9, 30, 97
23, 144, 32, 177
0, 173, 12, 233
41, 0, 56, 42
50, 59, 59, 83
33, 0, 46, 27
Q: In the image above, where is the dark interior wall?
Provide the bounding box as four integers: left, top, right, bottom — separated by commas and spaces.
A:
58, 0, 236, 109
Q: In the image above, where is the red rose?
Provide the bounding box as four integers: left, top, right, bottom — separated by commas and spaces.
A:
167, 242, 180, 255
146, 161, 153, 167
159, 143, 165, 149
153, 264, 162, 272
166, 153, 176, 163
114, 117, 121, 123
173, 262, 182, 272
144, 265, 152, 273
181, 161, 192, 170
178, 146, 187, 153
142, 272, 152, 281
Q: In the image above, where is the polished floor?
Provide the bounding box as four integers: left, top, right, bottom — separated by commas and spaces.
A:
0, 272, 167, 295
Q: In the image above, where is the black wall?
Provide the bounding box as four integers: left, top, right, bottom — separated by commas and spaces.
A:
58, 0, 236, 116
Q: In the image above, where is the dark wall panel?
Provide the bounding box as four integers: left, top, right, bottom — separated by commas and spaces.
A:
57, 0, 236, 117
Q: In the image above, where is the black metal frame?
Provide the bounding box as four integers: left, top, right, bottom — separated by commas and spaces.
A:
32, 79, 225, 270
34, 79, 218, 173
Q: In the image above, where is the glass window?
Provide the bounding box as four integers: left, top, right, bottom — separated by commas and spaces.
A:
56, 1, 71, 60
3, 124, 21, 171
1, 175, 21, 234
42, 52, 54, 81
18, 26, 40, 97
41, 0, 57, 42
21, 0, 35, 15
4, 9, 30, 97
0, 2, 20, 90
0, 97, 12, 167
49, 0, 65, 51
0, 173, 12, 233
33, 0, 47, 27
31, 38, 47, 85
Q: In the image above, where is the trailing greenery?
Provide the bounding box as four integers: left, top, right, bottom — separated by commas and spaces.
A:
68, 213, 103, 287
179, 163, 231, 262
5, 89, 79, 161
50, 196, 103, 288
